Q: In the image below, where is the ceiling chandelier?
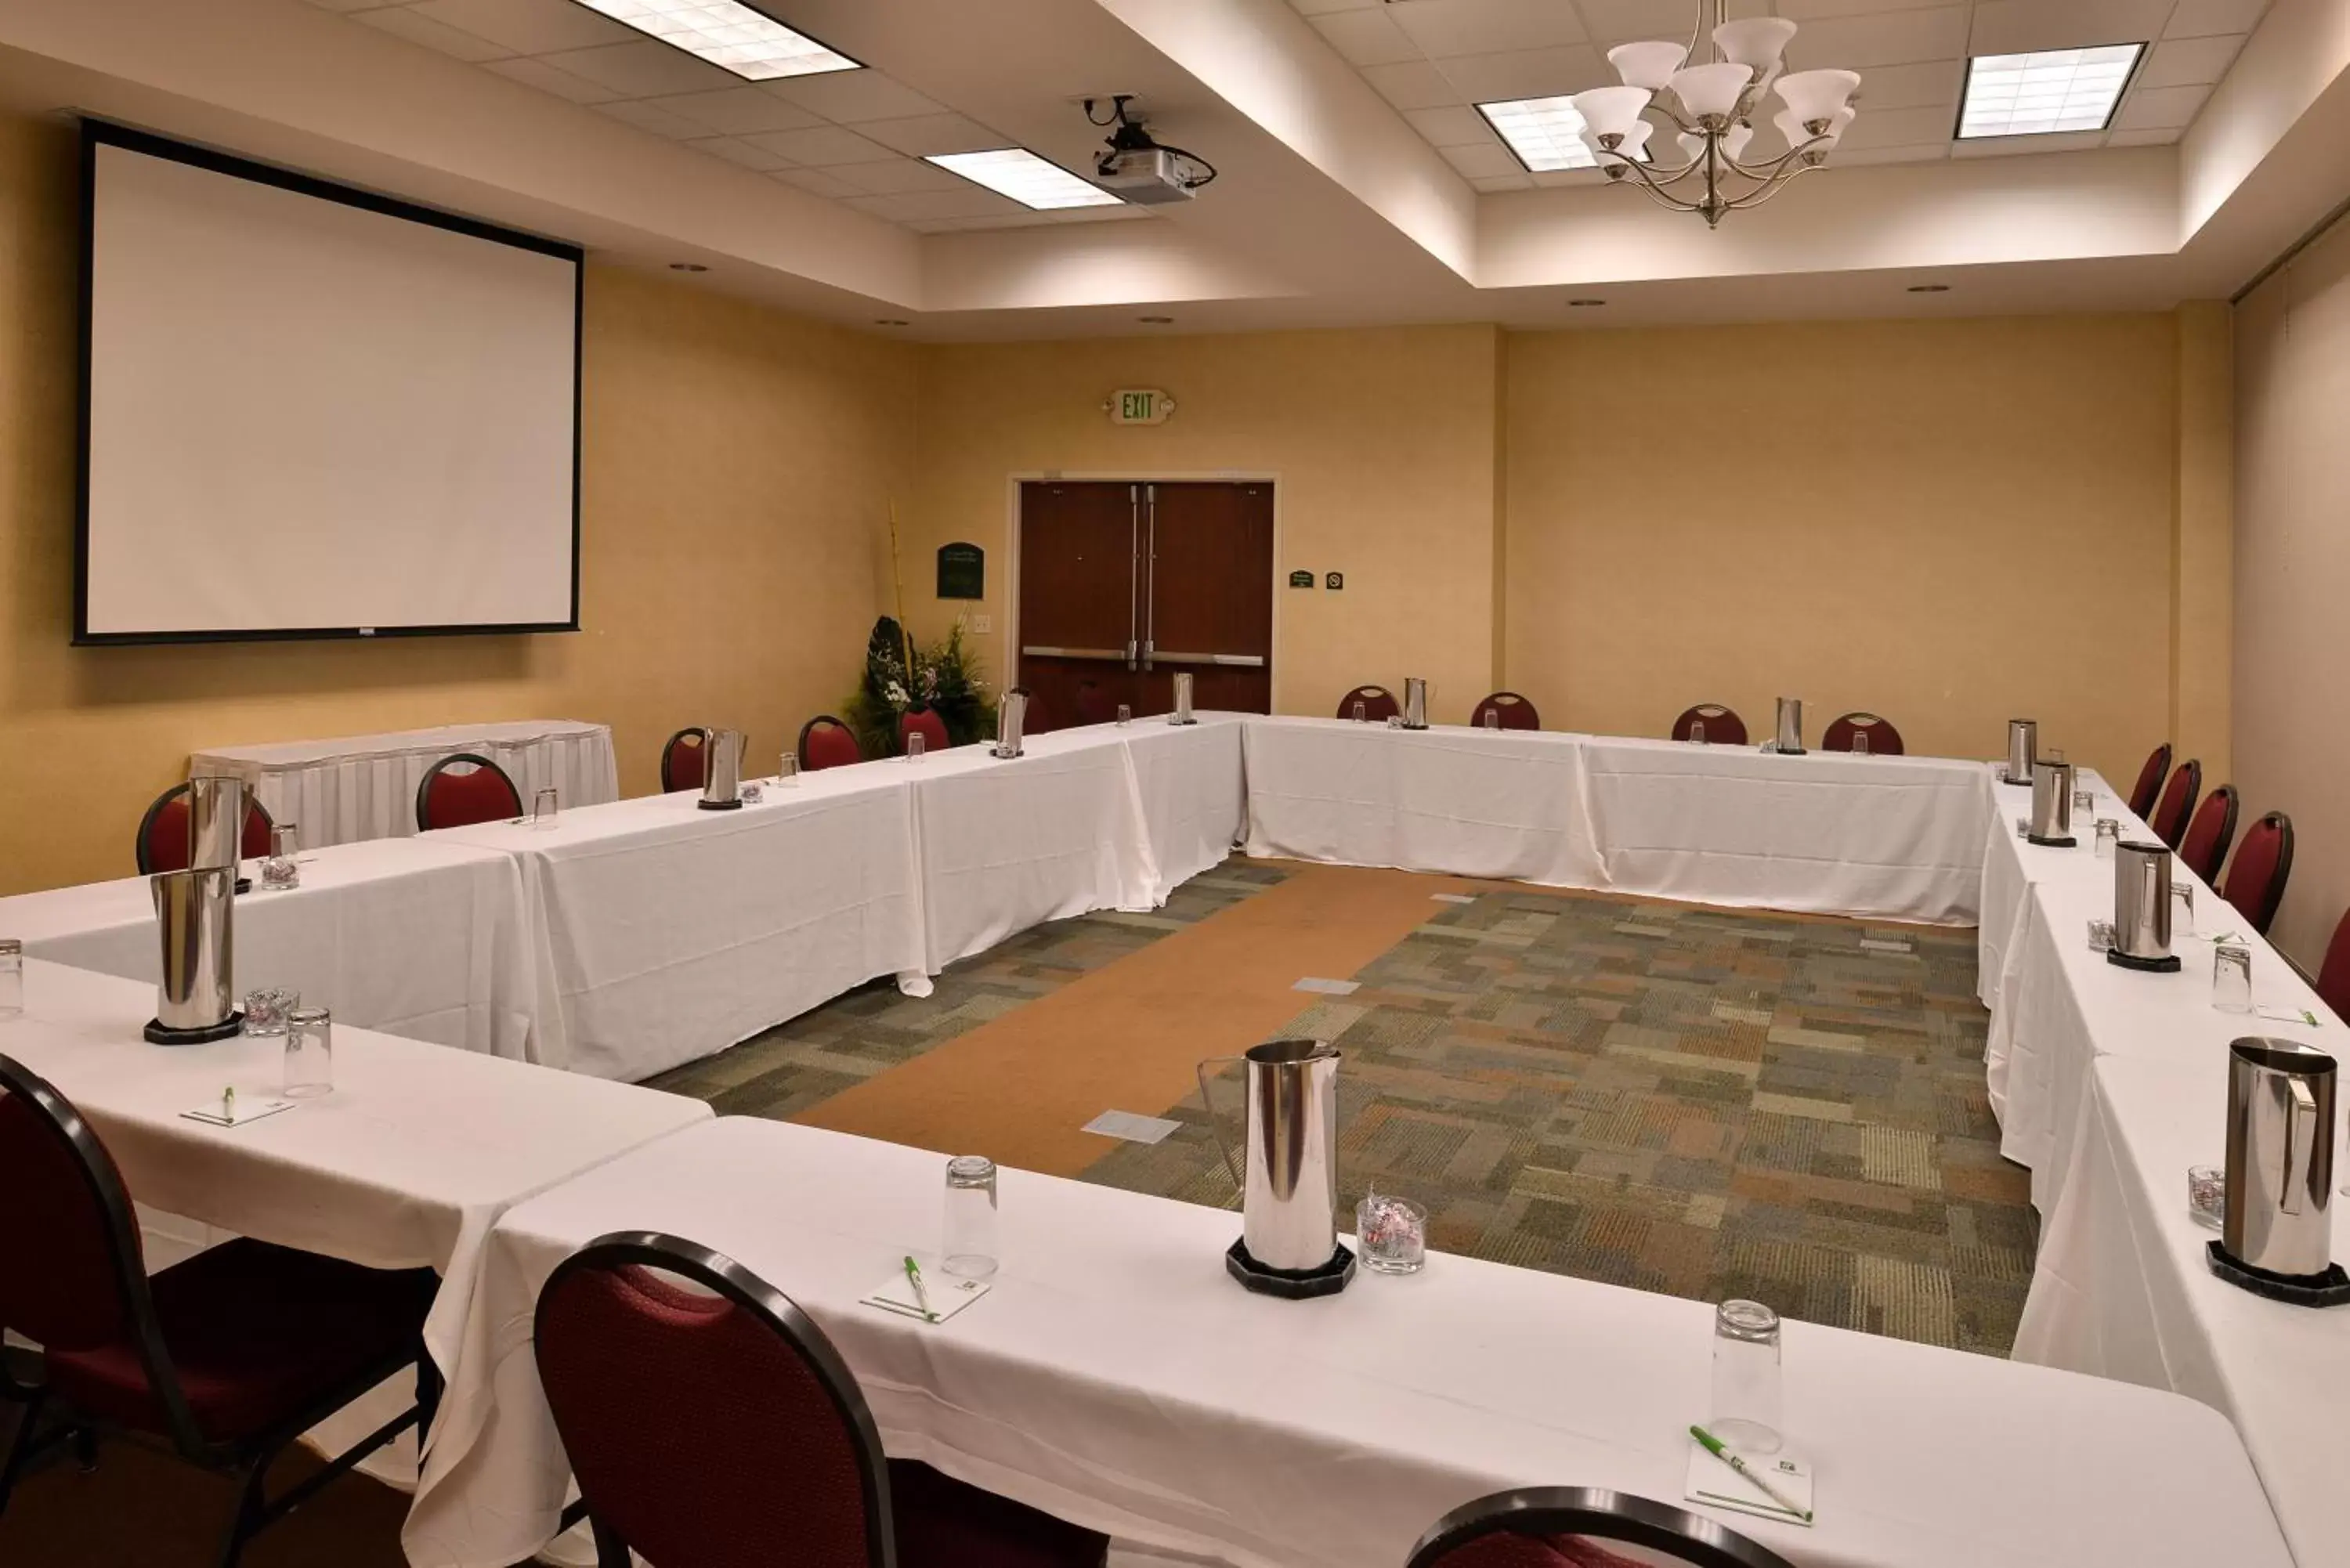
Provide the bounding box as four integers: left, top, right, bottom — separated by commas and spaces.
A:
1571, 2, 1861, 229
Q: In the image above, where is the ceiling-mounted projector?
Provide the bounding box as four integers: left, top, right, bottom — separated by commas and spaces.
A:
1086, 96, 1217, 204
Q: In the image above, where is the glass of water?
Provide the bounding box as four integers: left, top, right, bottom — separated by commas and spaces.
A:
531, 788, 559, 829
261, 824, 301, 891
0, 938, 22, 1020
242, 986, 299, 1037
1711, 1299, 1784, 1454
778, 753, 800, 788
2213, 945, 2253, 1013
1356, 1189, 1426, 1274
1351, 701, 1368, 724
2074, 786, 2095, 816
1116, 704, 1132, 726
1483, 709, 1501, 732
906, 731, 927, 763
2094, 818, 2120, 858
2171, 880, 2196, 938
942, 1154, 1000, 1279
1850, 730, 1868, 755
284, 1006, 334, 1097
1689, 719, 1706, 746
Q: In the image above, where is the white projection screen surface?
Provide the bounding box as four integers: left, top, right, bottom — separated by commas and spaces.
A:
78, 128, 581, 643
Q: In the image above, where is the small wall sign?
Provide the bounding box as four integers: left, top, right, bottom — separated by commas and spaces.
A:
936, 541, 985, 600
1325, 571, 1344, 591
1289, 569, 1314, 588
1105, 388, 1176, 425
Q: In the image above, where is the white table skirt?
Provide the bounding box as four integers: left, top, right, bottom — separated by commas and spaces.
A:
402, 1116, 2290, 1568
0, 837, 543, 1061
192, 719, 617, 849
1119, 714, 1246, 901
2014, 1056, 2350, 1568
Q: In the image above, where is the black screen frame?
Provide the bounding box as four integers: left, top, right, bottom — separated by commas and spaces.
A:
74, 121, 585, 647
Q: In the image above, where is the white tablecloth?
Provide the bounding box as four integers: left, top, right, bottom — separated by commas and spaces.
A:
0, 837, 543, 1060
403, 1116, 2287, 1568
1119, 714, 1246, 901
192, 719, 617, 849
2015, 1056, 2350, 1568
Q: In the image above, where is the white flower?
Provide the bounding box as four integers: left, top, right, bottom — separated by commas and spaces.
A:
884, 681, 909, 708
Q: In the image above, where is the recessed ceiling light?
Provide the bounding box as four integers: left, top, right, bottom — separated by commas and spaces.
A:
669, 262, 708, 272
1137, 315, 1174, 324
1567, 298, 1607, 308
924, 149, 1123, 211
1907, 284, 1950, 293
1476, 96, 1597, 172
566, 1, 861, 82
1958, 45, 2144, 139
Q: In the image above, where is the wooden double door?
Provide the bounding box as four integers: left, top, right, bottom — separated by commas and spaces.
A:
1017, 481, 1273, 724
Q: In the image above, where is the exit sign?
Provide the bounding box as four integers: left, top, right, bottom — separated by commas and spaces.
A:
1107, 388, 1175, 425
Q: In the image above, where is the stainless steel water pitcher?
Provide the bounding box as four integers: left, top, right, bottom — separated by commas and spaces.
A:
186, 775, 248, 873
146, 865, 241, 1043
2004, 718, 2038, 786
2028, 757, 2077, 846
1199, 1039, 1353, 1295
993, 691, 1027, 758
2109, 840, 2180, 971
1171, 671, 1196, 724
2221, 1039, 2337, 1281
1401, 677, 1429, 730
1774, 697, 1805, 755
696, 728, 744, 811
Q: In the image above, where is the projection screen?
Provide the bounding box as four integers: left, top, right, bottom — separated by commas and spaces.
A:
77, 124, 582, 643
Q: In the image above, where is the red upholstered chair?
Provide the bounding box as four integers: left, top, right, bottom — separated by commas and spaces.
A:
1670, 704, 1747, 746
2314, 908, 2350, 1024
2220, 811, 2294, 936
134, 784, 275, 875
1471, 692, 1541, 730
0, 1055, 436, 1567
2149, 758, 2201, 851
2128, 742, 2173, 820
2177, 784, 2240, 885
534, 1232, 1108, 1568
662, 728, 710, 793
798, 716, 864, 772
1820, 711, 1903, 756
1073, 680, 1116, 727
415, 752, 524, 832
899, 709, 950, 756
1337, 685, 1401, 721
1408, 1487, 1796, 1568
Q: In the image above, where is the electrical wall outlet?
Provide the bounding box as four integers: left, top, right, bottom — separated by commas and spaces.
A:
971, 614, 992, 634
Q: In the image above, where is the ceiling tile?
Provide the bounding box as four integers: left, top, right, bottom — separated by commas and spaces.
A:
1405, 105, 1501, 146
2106, 125, 2185, 145
1848, 59, 1963, 111
1528, 167, 1606, 186
771, 167, 868, 199
406, 0, 632, 54
594, 99, 710, 138
2113, 81, 2213, 129
482, 56, 622, 103
1781, 7, 1967, 69
1950, 128, 2106, 156
1309, 9, 1423, 66
644, 87, 823, 135
858, 113, 1008, 157
1470, 172, 1535, 190
1828, 142, 1952, 165
2164, 0, 2270, 38
1387, 0, 1587, 58
1777, 0, 1953, 16
1439, 140, 1524, 178
539, 40, 738, 96
1290, 0, 1382, 13
846, 190, 1028, 223
1836, 103, 1958, 147
764, 70, 945, 121
353, 5, 512, 61
1968, 0, 2173, 57
1571, 0, 1696, 39
740, 125, 901, 165
824, 158, 969, 195
1360, 60, 1466, 108
2136, 34, 2243, 87
683, 135, 793, 172
305, 0, 404, 12
1437, 45, 1608, 101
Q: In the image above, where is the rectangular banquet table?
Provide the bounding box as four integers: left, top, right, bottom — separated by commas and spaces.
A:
1115, 712, 1246, 902
191, 718, 617, 849
403, 1115, 2291, 1568
0, 836, 543, 1060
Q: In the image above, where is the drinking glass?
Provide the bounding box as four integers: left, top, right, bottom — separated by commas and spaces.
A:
906, 732, 927, 763
1356, 1189, 1426, 1274
2094, 818, 2120, 859
778, 753, 800, 788
2074, 786, 2095, 816
943, 1154, 1000, 1279
2087, 918, 2115, 952
0, 938, 21, 1020
2171, 880, 2196, 938
2187, 1166, 2225, 1228
532, 787, 559, 829
1483, 709, 1501, 732
1689, 720, 1706, 746
1116, 704, 1132, 726
1351, 701, 1368, 724
261, 824, 300, 891
283, 1006, 333, 1097
1850, 731, 1868, 755
2213, 945, 2253, 1013
1710, 1299, 1783, 1454
242, 987, 299, 1037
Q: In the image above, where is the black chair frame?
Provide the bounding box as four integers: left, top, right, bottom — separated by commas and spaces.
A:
132, 783, 277, 876
2233, 811, 2296, 935
797, 714, 861, 769
538, 1230, 898, 1568
414, 751, 522, 833
0, 1055, 431, 1568
1406, 1486, 1799, 1568
660, 728, 712, 794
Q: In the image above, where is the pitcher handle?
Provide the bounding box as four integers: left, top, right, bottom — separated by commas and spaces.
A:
2282, 1076, 2318, 1216
1195, 1056, 1247, 1190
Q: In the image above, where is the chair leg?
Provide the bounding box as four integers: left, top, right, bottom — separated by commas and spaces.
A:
590, 1515, 632, 1568
0, 1389, 49, 1516
213, 1457, 270, 1568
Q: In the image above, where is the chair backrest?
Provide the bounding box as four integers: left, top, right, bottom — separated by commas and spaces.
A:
135, 784, 275, 875
2149, 757, 2201, 851
2129, 742, 2173, 819
1820, 711, 1903, 756
1471, 692, 1541, 731
0, 1055, 201, 1451
535, 1232, 895, 1568
662, 728, 710, 794
1337, 685, 1401, 721
898, 709, 949, 755
2316, 907, 2350, 1024
1670, 704, 1747, 746
1073, 680, 1116, 727
2221, 811, 2294, 936
1408, 1487, 1798, 1568
1007, 685, 1051, 735
798, 716, 864, 772
2178, 783, 2240, 884
415, 753, 523, 832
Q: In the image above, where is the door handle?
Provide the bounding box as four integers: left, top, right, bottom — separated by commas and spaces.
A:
1020, 646, 1127, 661
1151, 652, 1266, 668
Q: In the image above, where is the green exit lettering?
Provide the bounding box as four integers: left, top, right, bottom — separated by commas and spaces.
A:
1121, 391, 1154, 421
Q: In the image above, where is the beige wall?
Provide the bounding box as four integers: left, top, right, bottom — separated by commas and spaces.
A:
2235, 209, 2350, 967
0, 113, 914, 894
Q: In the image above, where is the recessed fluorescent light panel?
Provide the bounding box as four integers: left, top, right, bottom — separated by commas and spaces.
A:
568, 1, 860, 81
1477, 96, 1597, 172
924, 149, 1123, 210
1958, 44, 2144, 139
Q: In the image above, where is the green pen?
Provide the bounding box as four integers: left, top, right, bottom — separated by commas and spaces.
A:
1690, 1425, 1811, 1523
902, 1255, 938, 1322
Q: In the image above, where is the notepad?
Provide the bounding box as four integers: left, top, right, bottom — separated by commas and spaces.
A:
1685, 1441, 1814, 1528
180, 1095, 298, 1129
862, 1268, 989, 1325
